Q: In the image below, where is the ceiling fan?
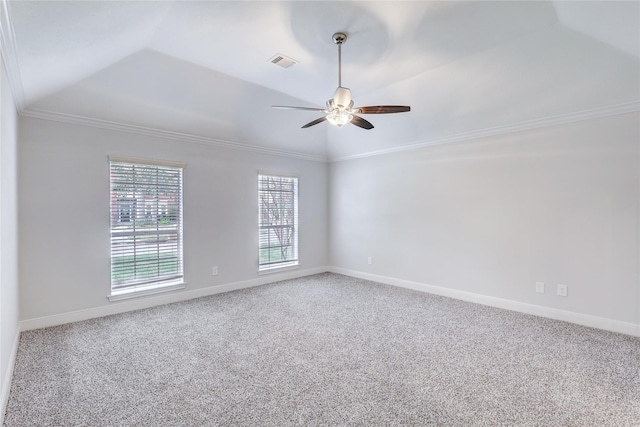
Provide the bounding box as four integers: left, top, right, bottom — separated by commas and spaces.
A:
273, 32, 411, 130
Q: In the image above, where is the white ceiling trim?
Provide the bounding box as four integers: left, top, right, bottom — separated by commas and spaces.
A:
0, 0, 25, 111
21, 108, 328, 163
330, 101, 640, 163
22, 100, 639, 166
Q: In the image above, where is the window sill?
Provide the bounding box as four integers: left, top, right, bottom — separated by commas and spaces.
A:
108, 281, 186, 302
258, 264, 299, 276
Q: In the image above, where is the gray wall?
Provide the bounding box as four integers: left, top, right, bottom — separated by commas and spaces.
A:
18, 117, 329, 320
329, 113, 639, 325
14, 110, 640, 331
1, 56, 19, 420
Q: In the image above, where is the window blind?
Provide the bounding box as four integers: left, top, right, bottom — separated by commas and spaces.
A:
110, 160, 184, 292
258, 174, 298, 271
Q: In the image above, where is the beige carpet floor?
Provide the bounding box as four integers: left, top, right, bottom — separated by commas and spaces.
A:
4, 273, 640, 426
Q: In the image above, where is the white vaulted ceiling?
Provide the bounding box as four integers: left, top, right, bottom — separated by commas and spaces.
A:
3, 1, 639, 161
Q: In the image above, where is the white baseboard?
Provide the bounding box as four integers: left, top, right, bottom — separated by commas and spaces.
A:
0, 328, 20, 425
20, 266, 329, 331
329, 267, 640, 337
19, 266, 639, 337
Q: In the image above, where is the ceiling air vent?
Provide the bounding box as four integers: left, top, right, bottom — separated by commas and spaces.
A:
269, 54, 297, 69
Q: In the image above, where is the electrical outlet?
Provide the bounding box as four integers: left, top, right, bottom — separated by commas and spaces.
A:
557, 284, 568, 297
367, 257, 372, 265
212, 266, 218, 276
535, 282, 545, 293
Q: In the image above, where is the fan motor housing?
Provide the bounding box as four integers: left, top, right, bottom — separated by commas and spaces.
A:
333, 86, 352, 108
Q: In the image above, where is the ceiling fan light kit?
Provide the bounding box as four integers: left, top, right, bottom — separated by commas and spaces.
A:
327, 105, 353, 127
273, 32, 410, 130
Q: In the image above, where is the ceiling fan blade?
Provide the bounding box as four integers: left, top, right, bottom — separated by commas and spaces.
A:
350, 115, 374, 130
356, 106, 411, 114
272, 106, 327, 112
301, 116, 328, 128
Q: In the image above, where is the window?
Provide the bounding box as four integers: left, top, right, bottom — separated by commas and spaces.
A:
117, 198, 135, 223
258, 174, 298, 271
109, 157, 184, 297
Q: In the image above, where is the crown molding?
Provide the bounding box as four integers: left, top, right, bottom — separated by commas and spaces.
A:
20, 108, 328, 162
21, 100, 638, 165
329, 101, 640, 162
0, 0, 25, 112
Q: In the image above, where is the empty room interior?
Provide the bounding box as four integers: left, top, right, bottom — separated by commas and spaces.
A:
1, 1, 639, 425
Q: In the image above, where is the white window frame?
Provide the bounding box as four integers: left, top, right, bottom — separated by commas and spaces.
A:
258, 173, 299, 273
108, 156, 185, 300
